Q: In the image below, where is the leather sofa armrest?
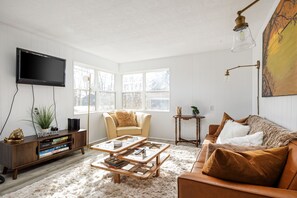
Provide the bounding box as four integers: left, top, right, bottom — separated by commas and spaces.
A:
103, 113, 117, 139
178, 172, 297, 198
209, 125, 219, 135
136, 112, 151, 137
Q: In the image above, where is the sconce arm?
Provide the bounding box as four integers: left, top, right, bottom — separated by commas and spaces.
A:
237, 0, 260, 16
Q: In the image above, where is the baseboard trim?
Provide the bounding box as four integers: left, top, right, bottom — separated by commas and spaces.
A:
90, 136, 175, 145
90, 137, 108, 145
149, 136, 175, 142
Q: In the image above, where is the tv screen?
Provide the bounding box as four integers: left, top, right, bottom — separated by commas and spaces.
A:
16, 48, 66, 87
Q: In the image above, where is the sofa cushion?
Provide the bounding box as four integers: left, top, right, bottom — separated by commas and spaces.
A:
247, 115, 297, 148
214, 112, 248, 137
216, 120, 250, 144
202, 146, 288, 187
278, 140, 297, 190
203, 134, 217, 145
205, 143, 266, 161
223, 131, 263, 146
191, 161, 204, 173
115, 111, 137, 127
116, 126, 142, 136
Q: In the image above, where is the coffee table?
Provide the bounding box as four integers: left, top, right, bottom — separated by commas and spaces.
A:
91, 135, 170, 183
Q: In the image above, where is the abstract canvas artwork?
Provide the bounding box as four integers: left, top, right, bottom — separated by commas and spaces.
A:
262, 0, 297, 97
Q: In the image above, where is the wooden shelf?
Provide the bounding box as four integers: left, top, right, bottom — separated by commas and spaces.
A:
0, 129, 87, 180
40, 140, 72, 151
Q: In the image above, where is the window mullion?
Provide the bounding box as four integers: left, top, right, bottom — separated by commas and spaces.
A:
143, 72, 146, 110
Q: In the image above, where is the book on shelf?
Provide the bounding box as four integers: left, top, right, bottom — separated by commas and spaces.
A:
52, 136, 69, 144
39, 144, 69, 158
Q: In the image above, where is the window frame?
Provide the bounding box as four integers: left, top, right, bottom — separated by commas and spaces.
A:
122, 68, 170, 112
73, 62, 116, 115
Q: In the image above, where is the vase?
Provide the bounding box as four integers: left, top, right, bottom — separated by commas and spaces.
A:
41, 128, 50, 133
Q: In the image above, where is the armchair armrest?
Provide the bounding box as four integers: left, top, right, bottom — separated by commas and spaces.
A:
178, 172, 297, 198
209, 125, 219, 135
103, 113, 117, 139
135, 112, 151, 137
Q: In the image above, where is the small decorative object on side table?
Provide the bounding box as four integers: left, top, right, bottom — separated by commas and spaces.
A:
173, 114, 205, 147
176, 106, 182, 115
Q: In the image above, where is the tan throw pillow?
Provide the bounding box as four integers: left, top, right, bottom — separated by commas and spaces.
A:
205, 143, 266, 161
202, 146, 288, 187
214, 112, 249, 137
115, 111, 137, 127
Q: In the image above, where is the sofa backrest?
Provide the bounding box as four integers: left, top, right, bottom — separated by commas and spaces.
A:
278, 140, 297, 190
247, 115, 296, 148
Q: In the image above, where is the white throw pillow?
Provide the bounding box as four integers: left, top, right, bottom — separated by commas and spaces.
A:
216, 120, 250, 144
224, 132, 263, 146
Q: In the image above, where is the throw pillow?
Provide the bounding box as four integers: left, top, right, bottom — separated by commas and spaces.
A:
214, 112, 249, 137
202, 146, 288, 187
223, 131, 263, 146
115, 111, 137, 127
216, 120, 250, 144
205, 142, 266, 161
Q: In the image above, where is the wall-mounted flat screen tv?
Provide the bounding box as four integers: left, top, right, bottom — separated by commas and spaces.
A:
16, 48, 66, 87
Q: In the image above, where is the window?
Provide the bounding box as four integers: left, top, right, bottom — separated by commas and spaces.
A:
122, 69, 170, 111
122, 73, 143, 109
145, 70, 170, 111
73, 64, 115, 114
97, 71, 115, 111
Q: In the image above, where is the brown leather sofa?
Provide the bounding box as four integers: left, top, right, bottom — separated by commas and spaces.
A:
178, 124, 297, 198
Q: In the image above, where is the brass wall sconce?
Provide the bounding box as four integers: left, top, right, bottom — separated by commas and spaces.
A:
225, 60, 260, 115
231, 0, 259, 52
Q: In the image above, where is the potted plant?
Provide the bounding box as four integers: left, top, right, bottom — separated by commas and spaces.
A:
33, 106, 54, 132
191, 106, 200, 116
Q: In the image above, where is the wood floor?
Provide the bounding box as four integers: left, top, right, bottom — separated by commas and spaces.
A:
0, 138, 194, 196
0, 148, 99, 196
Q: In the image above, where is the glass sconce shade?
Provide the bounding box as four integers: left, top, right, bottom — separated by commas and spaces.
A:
231, 26, 256, 52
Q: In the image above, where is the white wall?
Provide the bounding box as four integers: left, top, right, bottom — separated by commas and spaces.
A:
252, 0, 297, 131
0, 23, 118, 142
120, 49, 253, 141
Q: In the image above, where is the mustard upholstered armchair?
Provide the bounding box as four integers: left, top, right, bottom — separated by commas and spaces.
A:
103, 112, 151, 139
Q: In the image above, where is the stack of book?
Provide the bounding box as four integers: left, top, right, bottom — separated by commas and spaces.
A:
52, 136, 69, 145
40, 136, 69, 148
103, 156, 128, 168
39, 144, 69, 158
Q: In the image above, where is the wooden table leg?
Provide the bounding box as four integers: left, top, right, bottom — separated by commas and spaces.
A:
113, 173, 121, 183
178, 117, 181, 143
81, 148, 85, 155
196, 118, 199, 147
155, 155, 160, 177
175, 117, 177, 145
12, 169, 18, 180
2, 167, 8, 174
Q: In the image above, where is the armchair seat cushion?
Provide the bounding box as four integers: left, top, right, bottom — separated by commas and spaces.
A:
116, 126, 142, 136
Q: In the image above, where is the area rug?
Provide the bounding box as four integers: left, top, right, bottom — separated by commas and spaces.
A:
3, 145, 199, 198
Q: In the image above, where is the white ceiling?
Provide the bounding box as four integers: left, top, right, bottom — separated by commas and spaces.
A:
0, 0, 276, 63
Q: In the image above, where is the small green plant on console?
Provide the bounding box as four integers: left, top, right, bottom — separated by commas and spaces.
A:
33, 106, 54, 130
191, 106, 200, 116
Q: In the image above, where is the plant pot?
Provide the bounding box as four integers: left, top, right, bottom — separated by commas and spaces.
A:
41, 128, 50, 133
